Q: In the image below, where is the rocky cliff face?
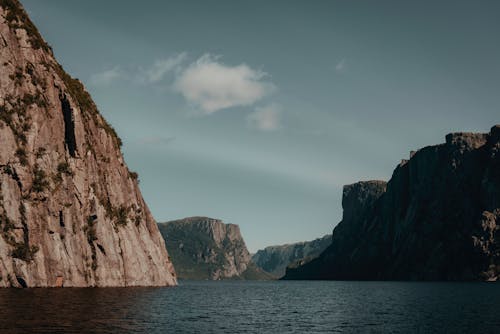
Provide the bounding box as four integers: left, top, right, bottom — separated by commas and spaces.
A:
284, 126, 500, 281
252, 234, 332, 278
0, 0, 176, 287
159, 217, 271, 280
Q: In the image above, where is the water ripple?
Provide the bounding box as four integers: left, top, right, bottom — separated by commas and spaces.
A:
0, 281, 499, 333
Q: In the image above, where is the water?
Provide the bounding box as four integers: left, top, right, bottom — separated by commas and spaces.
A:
0, 280, 499, 333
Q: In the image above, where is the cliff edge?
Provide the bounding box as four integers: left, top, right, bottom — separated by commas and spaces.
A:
284, 126, 500, 281
159, 217, 271, 280
0, 0, 176, 287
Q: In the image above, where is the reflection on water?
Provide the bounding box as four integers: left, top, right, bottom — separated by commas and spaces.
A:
0, 281, 499, 333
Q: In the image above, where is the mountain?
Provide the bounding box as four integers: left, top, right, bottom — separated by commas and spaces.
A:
252, 235, 332, 277
158, 217, 272, 280
283, 126, 500, 281
0, 0, 176, 287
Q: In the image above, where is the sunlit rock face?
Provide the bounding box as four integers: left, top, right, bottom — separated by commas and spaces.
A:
159, 217, 271, 280
0, 0, 177, 287
284, 126, 500, 281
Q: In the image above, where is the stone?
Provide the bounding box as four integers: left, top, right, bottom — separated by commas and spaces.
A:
158, 217, 271, 280
283, 126, 500, 281
0, 0, 176, 287
251, 234, 332, 278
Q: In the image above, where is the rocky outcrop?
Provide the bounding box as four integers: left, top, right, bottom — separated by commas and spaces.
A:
0, 0, 176, 287
283, 126, 500, 281
159, 217, 271, 280
252, 234, 332, 278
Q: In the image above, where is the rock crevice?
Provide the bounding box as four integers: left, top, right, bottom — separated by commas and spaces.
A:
60, 93, 76, 157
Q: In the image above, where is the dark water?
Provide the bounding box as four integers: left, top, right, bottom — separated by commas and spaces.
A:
0, 280, 499, 333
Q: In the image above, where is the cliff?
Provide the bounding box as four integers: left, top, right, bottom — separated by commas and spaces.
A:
283, 126, 500, 281
159, 217, 271, 280
0, 0, 176, 287
252, 234, 332, 278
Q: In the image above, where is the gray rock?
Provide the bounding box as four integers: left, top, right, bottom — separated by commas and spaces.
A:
284, 126, 500, 281
252, 235, 332, 278
159, 217, 271, 280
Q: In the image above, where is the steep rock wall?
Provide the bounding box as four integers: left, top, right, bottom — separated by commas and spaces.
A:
284, 126, 500, 281
159, 217, 270, 280
0, 0, 176, 287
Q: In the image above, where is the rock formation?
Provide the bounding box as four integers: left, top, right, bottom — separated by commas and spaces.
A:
159, 217, 271, 280
0, 0, 177, 287
283, 126, 500, 281
252, 234, 331, 278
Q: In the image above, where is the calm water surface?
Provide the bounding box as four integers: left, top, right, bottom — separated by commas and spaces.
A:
0, 280, 499, 333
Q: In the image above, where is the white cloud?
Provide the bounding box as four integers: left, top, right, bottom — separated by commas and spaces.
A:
90, 66, 123, 86
173, 54, 274, 113
139, 53, 186, 84
247, 104, 282, 131
335, 59, 346, 72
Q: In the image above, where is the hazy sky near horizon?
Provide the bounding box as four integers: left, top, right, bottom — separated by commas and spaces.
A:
22, 0, 499, 251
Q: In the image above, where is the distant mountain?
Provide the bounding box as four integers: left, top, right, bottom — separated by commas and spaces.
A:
252, 235, 332, 277
283, 126, 500, 281
158, 217, 272, 280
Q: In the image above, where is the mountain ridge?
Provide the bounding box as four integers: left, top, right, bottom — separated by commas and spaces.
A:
252, 234, 332, 277
159, 217, 272, 280
284, 125, 500, 281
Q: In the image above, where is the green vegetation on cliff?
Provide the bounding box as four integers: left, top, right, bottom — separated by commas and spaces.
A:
159, 217, 272, 280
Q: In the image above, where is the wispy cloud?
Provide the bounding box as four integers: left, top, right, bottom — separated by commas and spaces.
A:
335, 59, 346, 72
173, 54, 275, 114
89, 54, 186, 87
89, 66, 123, 86
136, 135, 176, 146
138, 53, 186, 84
89, 54, 280, 127
247, 104, 282, 131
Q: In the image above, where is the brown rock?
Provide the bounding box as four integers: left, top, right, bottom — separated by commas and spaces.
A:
0, 0, 176, 287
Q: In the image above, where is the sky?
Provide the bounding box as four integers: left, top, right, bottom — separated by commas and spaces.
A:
22, 0, 500, 252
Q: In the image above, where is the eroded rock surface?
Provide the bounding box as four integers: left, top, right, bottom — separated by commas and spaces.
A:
0, 0, 176, 287
284, 126, 500, 281
159, 217, 271, 280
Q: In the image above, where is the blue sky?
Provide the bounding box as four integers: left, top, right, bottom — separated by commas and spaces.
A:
23, 0, 500, 251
